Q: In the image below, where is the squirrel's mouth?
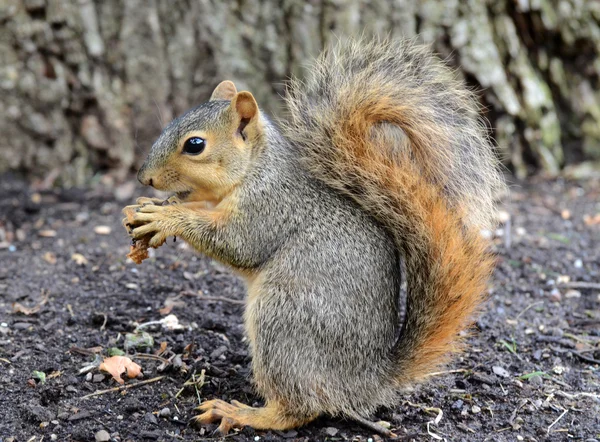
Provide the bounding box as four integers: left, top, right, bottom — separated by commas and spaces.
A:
175, 191, 191, 201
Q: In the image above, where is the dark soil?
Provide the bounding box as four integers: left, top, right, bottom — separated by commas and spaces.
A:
1, 174, 599, 442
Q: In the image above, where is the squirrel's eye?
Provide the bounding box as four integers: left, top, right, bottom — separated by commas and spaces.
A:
182, 137, 206, 155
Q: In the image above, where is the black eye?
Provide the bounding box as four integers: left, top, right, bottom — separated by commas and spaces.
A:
182, 137, 206, 155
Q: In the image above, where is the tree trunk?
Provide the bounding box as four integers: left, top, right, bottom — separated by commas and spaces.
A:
1, 0, 598, 185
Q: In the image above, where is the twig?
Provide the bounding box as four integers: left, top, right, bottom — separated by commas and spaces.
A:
559, 282, 600, 290
181, 290, 245, 305
547, 409, 567, 434
80, 376, 165, 399
572, 351, 600, 365
133, 353, 170, 364
555, 390, 600, 400
423, 369, 468, 378
345, 411, 396, 438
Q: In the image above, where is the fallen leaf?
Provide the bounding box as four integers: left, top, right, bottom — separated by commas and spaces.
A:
155, 341, 168, 356
32, 370, 46, 384
583, 213, 600, 226
107, 347, 125, 357
12, 293, 49, 315
99, 356, 142, 384
71, 253, 88, 266
124, 332, 154, 351
159, 296, 186, 315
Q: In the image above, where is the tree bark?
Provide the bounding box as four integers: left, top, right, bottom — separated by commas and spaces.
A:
1, 0, 598, 185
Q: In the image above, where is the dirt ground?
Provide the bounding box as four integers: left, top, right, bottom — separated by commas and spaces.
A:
0, 173, 599, 442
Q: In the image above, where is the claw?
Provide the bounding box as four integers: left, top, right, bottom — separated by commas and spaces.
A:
191, 399, 251, 434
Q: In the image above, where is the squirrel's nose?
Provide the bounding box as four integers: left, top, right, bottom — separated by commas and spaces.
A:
137, 169, 154, 187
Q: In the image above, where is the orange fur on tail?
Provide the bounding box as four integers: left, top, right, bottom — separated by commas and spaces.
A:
283, 38, 501, 384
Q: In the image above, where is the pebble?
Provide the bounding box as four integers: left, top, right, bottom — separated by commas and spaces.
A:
528, 374, 543, 386
492, 366, 510, 378
95, 430, 110, 442
565, 289, 581, 298
324, 427, 339, 436
471, 405, 481, 414
210, 345, 228, 359
451, 399, 463, 410
144, 412, 158, 425
50, 435, 57, 441
13, 322, 32, 330
574, 259, 583, 268
75, 212, 90, 223
92, 374, 105, 383
94, 225, 112, 235
159, 407, 171, 417
549, 288, 562, 302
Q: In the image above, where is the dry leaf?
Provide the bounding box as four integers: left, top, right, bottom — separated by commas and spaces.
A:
159, 296, 186, 315
583, 213, 600, 226
155, 341, 168, 356
43, 252, 57, 265
12, 293, 49, 315
71, 253, 88, 266
99, 356, 142, 384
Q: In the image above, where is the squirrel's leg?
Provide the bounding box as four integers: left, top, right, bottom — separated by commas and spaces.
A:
191, 399, 317, 434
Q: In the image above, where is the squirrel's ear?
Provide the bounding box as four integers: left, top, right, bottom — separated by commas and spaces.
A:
210, 81, 237, 101
231, 91, 259, 139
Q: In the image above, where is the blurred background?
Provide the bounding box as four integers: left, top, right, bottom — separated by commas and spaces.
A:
0, 0, 599, 187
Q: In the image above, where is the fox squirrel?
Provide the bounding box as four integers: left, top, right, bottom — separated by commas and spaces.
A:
123, 38, 506, 436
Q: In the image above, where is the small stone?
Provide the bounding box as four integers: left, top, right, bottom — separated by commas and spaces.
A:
492, 366, 510, 378
95, 430, 110, 442
94, 225, 112, 235
144, 412, 158, 425
125, 283, 138, 290
560, 210, 571, 220
574, 259, 583, 268
471, 405, 481, 414
517, 435, 524, 441
38, 230, 57, 237
210, 345, 228, 359
549, 288, 562, 302
324, 427, 339, 436
528, 374, 543, 386
92, 374, 105, 383
451, 399, 464, 410
75, 212, 90, 223
159, 407, 171, 417
85, 372, 93, 382
51, 435, 58, 441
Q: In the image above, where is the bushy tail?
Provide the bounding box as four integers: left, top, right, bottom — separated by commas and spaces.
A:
282, 38, 503, 383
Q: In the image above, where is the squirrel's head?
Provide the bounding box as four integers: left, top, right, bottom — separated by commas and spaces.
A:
137, 81, 263, 203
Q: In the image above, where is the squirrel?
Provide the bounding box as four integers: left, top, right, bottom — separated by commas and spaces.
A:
123, 38, 506, 436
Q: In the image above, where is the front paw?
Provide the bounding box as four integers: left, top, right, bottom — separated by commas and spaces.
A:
129, 204, 174, 248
